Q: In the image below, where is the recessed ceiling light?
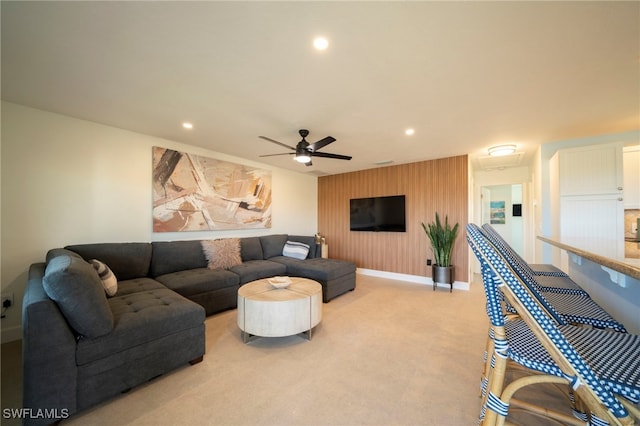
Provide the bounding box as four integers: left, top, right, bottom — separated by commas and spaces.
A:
313, 37, 329, 51
488, 144, 517, 157
405, 128, 415, 136
182, 122, 193, 129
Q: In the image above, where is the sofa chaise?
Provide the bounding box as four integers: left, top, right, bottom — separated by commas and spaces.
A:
23, 234, 356, 424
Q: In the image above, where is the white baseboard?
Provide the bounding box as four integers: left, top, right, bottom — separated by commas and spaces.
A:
356, 268, 470, 291
1, 325, 22, 344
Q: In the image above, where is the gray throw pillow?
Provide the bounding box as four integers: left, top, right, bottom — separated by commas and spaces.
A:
43, 254, 114, 339
239, 237, 263, 261
260, 234, 288, 259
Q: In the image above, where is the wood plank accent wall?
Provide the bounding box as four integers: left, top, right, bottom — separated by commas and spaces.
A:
318, 155, 468, 282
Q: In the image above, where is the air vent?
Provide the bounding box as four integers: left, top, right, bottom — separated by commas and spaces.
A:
477, 152, 524, 170
306, 170, 329, 177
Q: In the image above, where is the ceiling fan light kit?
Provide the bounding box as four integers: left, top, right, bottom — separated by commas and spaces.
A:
259, 129, 352, 167
294, 150, 311, 163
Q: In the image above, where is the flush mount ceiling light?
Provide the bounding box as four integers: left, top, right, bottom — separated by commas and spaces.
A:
313, 36, 329, 51
488, 144, 516, 157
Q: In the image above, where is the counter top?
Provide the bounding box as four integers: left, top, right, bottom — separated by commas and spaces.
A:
537, 236, 640, 281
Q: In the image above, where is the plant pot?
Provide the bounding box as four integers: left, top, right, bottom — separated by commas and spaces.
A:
432, 265, 454, 292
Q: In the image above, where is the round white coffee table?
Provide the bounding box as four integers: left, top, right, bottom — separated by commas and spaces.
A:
237, 277, 322, 343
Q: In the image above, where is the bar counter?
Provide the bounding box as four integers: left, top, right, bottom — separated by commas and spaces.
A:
537, 236, 640, 281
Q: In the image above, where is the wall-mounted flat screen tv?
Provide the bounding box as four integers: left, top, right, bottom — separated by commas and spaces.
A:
350, 195, 406, 232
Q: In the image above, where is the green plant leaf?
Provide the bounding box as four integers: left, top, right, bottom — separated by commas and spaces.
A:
421, 212, 459, 267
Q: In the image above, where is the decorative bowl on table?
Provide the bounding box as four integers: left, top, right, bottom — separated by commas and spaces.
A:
268, 276, 292, 289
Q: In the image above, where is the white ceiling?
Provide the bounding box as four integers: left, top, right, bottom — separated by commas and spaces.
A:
2, 1, 639, 176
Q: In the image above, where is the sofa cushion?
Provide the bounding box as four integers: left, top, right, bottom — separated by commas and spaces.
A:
287, 235, 317, 258
268, 255, 305, 269
286, 258, 357, 282
228, 260, 287, 284
150, 240, 207, 277
89, 259, 118, 297
46, 248, 82, 265
76, 288, 205, 366
155, 268, 240, 297
116, 277, 167, 296
259, 234, 288, 259
65, 243, 152, 280
43, 254, 114, 339
282, 241, 310, 260
201, 238, 242, 269
239, 237, 263, 261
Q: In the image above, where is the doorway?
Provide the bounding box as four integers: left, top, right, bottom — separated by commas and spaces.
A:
480, 184, 524, 256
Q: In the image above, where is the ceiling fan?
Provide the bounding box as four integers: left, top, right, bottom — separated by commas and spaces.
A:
259, 129, 352, 166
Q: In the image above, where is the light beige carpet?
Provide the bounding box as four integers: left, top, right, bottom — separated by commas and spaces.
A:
2, 274, 579, 425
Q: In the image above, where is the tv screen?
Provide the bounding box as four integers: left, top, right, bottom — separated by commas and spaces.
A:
350, 195, 406, 232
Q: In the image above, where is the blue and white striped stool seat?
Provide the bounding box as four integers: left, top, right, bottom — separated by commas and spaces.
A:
506, 319, 640, 404
535, 275, 588, 295
500, 249, 588, 297
560, 324, 640, 404
542, 292, 627, 332
505, 319, 565, 377
500, 288, 625, 332
529, 263, 569, 277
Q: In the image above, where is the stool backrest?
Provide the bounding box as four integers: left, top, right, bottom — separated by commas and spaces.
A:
480, 224, 567, 325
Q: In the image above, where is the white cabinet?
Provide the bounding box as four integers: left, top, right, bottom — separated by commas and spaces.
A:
552, 142, 624, 259
623, 146, 640, 209
560, 194, 623, 257
559, 143, 623, 196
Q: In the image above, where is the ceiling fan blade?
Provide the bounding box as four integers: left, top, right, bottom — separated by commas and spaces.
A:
259, 152, 294, 158
310, 151, 352, 161
308, 136, 336, 152
259, 136, 296, 151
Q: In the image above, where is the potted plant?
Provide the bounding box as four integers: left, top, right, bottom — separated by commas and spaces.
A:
421, 213, 459, 292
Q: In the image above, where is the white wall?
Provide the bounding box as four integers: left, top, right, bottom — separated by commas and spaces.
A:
1, 102, 319, 342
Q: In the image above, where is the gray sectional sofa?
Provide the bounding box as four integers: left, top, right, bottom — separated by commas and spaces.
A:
23, 234, 356, 424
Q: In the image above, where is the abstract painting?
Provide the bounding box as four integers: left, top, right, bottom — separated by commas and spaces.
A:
490, 201, 506, 224
152, 147, 272, 232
